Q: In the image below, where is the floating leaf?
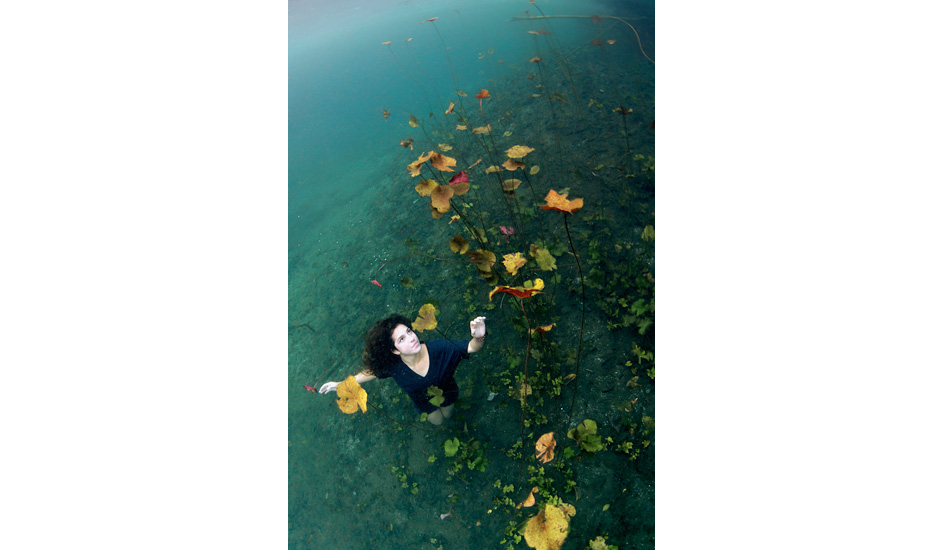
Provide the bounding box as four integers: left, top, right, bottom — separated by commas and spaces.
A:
506, 145, 535, 158
427, 386, 445, 407
444, 437, 460, 457
613, 105, 634, 115
444, 101, 455, 115
429, 152, 457, 172
430, 185, 454, 213
448, 215, 460, 224
607, 39, 616, 45
412, 303, 438, 332
489, 278, 544, 301
502, 159, 525, 171
524, 503, 575, 550
456, 90, 468, 97
516, 486, 539, 509
438, 143, 453, 152
502, 179, 522, 191
448, 171, 469, 185
529, 56, 542, 63
472, 124, 492, 134
399, 137, 413, 150
530, 165, 540, 175
382, 109, 391, 119
502, 130, 513, 137
475, 89, 490, 99
381, 41, 392, 45
456, 124, 468, 130
400, 276, 414, 288
540, 189, 583, 214
450, 235, 470, 254
502, 252, 527, 275
450, 182, 470, 196
641, 225, 655, 242
336, 376, 367, 414
530, 244, 557, 271
408, 115, 420, 127
535, 431, 556, 463
407, 151, 435, 177
485, 165, 502, 173
467, 249, 496, 273
533, 324, 556, 334
414, 178, 438, 197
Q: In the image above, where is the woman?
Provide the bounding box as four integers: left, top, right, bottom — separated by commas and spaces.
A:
319, 314, 487, 425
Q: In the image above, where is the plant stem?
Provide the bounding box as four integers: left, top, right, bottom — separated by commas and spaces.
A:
563, 212, 586, 424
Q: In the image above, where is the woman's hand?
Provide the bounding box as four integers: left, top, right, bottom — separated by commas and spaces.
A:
318, 381, 339, 394
470, 316, 487, 339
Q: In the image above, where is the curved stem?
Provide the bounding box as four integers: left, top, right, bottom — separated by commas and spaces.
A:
564, 212, 586, 423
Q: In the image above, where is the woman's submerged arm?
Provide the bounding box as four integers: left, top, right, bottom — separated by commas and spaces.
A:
468, 315, 487, 354
318, 370, 377, 394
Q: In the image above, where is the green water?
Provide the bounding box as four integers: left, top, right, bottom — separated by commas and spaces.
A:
289, 1, 654, 548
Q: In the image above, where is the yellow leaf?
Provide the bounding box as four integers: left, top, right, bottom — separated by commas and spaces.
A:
505, 145, 535, 158
336, 376, 367, 414
530, 165, 540, 175
438, 143, 453, 152
540, 189, 583, 213
502, 130, 513, 137
524, 503, 573, 550
412, 303, 438, 332
502, 252, 527, 275
472, 124, 491, 134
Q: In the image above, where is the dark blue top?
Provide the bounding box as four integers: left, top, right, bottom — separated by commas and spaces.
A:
377, 339, 470, 413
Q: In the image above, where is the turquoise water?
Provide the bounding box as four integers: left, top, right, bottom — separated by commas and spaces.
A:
289, 0, 654, 548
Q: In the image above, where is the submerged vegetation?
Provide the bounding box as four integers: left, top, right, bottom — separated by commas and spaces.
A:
291, 3, 654, 549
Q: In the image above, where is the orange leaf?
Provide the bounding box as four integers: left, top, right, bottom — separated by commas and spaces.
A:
407, 151, 435, 177
430, 185, 454, 213
476, 89, 490, 99
535, 431, 556, 463
516, 486, 539, 509
532, 323, 556, 334
450, 182, 470, 196
489, 278, 544, 301
502, 159, 525, 171
540, 189, 583, 214
336, 376, 367, 414
429, 152, 458, 172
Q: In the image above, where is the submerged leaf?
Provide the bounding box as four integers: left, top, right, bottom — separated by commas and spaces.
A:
502, 252, 527, 275
524, 503, 575, 550
472, 124, 492, 135
530, 244, 557, 271
444, 101, 455, 114
430, 185, 454, 212
429, 152, 457, 172
456, 124, 468, 130
450, 235, 470, 254
336, 376, 367, 414
502, 159, 525, 171
415, 178, 438, 197
408, 115, 420, 127
506, 145, 535, 158
530, 165, 540, 175
489, 278, 544, 301
502, 179, 522, 192
412, 303, 438, 332
535, 432, 556, 463
485, 165, 502, 173
540, 189, 583, 214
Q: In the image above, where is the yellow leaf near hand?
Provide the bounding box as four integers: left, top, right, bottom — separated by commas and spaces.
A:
336, 376, 367, 414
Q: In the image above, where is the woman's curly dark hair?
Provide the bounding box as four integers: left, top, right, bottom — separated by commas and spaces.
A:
360, 314, 414, 377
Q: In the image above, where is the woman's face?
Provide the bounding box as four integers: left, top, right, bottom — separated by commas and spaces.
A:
391, 324, 421, 355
